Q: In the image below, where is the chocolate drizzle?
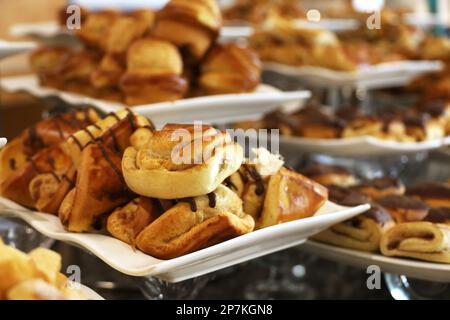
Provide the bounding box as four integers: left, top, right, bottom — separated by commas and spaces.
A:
179, 197, 197, 212
97, 143, 126, 189
27, 125, 45, 150
49, 171, 61, 183
224, 177, 237, 191
126, 109, 137, 132
207, 192, 217, 208
69, 135, 84, 150
83, 128, 96, 141
108, 128, 121, 154
8, 158, 16, 170
62, 173, 75, 187
244, 164, 265, 195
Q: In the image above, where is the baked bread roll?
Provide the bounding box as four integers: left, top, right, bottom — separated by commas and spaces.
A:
59, 142, 132, 232
107, 197, 164, 245
198, 44, 262, 95
313, 186, 394, 252
152, 0, 222, 62
380, 222, 450, 263
351, 177, 405, 200
135, 184, 254, 259
76, 10, 120, 50
406, 182, 450, 209
122, 124, 244, 199
119, 38, 188, 105
377, 195, 430, 223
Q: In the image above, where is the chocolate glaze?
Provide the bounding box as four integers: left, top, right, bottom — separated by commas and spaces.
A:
377, 195, 430, 210
329, 186, 370, 206
207, 192, 217, 208
302, 164, 351, 177
406, 182, 450, 199
8, 158, 16, 170
424, 208, 450, 223
356, 177, 403, 190
126, 109, 137, 132
363, 203, 393, 225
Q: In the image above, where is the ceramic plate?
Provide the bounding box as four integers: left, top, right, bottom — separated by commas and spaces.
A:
0, 40, 36, 60
0, 74, 310, 128
301, 241, 450, 283
0, 197, 369, 283
264, 61, 443, 89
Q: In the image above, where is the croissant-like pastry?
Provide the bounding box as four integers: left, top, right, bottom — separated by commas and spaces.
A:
380, 222, 450, 263
119, 38, 188, 105
61, 109, 152, 167
59, 142, 132, 232
0, 146, 72, 208
198, 44, 262, 95
29, 165, 76, 214
122, 124, 244, 199
135, 185, 255, 259
152, 0, 222, 62
76, 10, 120, 50
313, 186, 394, 252
107, 197, 164, 245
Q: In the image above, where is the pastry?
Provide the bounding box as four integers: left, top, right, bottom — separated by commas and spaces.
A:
300, 164, 358, 187
403, 113, 445, 142
90, 54, 125, 91
406, 182, 450, 208
107, 197, 164, 245
59, 142, 133, 232
119, 38, 188, 105
135, 184, 254, 259
198, 44, 262, 95
29, 47, 72, 88
122, 124, 244, 199
0, 146, 72, 208
76, 10, 120, 50
377, 195, 430, 223
152, 0, 222, 62
380, 222, 450, 263
342, 116, 384, 139
351, 177, 405, 200
313, 186, 394, 252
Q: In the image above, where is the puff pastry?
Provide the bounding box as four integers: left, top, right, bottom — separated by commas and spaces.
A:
380, 222, 450, 263
135, 185, 254, 259
122, 124, 244, 199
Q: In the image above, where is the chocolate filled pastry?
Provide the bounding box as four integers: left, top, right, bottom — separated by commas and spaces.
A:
198, 44, 262, 95
292, 105, 344, 139
135, 184, 254, 259
424, 207, 450, 224
107, 197, 164, 245
123, 124, 244, 199
59, 142, 133, 232
313, 186, 394, 252
300, 164, 358, 187
406, 182, 450, 208
0, 146, 72, 208
380, 222, 450, 263
119, 38, 188, 105
351, 177, 405, 200
76, 10, 120, 50
377, 195, 430, 223
152, 0, 222, 62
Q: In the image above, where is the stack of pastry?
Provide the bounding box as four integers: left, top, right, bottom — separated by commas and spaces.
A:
300, 163, 450, 264
30, 0, 262, 106
0, 239, 86, 300
234, 102, 450, 142
0, 111, 329, 259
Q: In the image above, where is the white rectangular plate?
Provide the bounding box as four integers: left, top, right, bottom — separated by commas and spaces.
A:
0, 40, 36, 60
302, 241, 450, 283
0, 197, 369, 283
279, 135, 450, 157
264, 61, 443, 89
0, 74, 310, 128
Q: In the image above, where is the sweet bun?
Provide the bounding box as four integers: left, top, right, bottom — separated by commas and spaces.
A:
122, 124, 244, 199
152, 0, 222, 62
198, 44, 262, 95
135, 185, 254, 259
119, 38, 188, 105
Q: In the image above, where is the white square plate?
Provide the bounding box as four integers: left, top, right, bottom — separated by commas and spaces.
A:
0, 74, 310, 128
0, 197, 369, 282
